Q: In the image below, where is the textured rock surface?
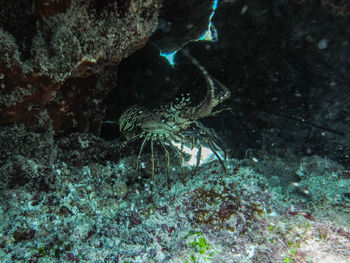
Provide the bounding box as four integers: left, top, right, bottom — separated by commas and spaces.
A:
0, 0, 161, 134
0, 123, 57, 190
152, 0, 215, 53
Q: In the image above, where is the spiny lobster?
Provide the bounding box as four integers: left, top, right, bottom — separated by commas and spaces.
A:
119, 50, 231, 191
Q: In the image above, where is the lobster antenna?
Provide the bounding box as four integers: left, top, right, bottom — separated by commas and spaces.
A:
180, 49, 231, 109
181, 49, 215, 101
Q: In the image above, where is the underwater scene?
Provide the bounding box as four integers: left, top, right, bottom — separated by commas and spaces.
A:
0, 0, 349, 262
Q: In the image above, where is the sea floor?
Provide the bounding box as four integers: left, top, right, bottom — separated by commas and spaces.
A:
0, 135, 349, 262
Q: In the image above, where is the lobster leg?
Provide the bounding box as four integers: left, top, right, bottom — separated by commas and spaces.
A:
167, 139, 186, 186
192, 122, 227, 174
136, 135, 150, 177
150, 139, 155, 194
159, 140, 171, 190
207, 139, 227, 174
193, 143, 202, 176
